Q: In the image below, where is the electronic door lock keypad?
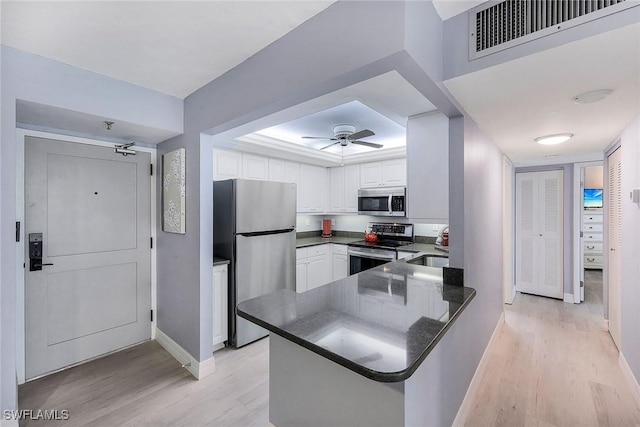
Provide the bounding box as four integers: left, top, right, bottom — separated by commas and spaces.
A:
29, 233, 53, 271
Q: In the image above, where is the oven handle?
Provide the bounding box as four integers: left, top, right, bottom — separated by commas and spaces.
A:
388, 194, 393, 215
348, 249, 395, 261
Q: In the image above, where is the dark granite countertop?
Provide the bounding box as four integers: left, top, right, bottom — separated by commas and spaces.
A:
213, 257, 230, 266
296, 236, 361, 248
395, 243, 449, 257
237, 262, 475, 383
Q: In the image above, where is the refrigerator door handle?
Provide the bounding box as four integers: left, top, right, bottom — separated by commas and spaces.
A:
237, 228, 295, 237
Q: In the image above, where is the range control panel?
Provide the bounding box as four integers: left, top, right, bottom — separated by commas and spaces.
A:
369, 223, 414, 239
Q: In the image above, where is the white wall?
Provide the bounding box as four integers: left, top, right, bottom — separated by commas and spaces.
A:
620, 116, 640, 383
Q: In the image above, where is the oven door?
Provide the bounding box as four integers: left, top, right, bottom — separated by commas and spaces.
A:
348, 247, 396, 275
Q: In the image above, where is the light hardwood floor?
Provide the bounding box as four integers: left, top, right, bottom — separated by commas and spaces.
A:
20, 271, 639, 426
464, 270, 640, 427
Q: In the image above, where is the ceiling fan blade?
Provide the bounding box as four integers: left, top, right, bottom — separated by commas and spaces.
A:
349, 129, 375, 140
302, 136, 336, 140
320, 141, 341, 150
351, 140, 383, 149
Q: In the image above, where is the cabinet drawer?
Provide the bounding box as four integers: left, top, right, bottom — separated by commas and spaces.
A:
583, 213, 603, 223
583, 223, 603, 232
296, 247, 308, 260
584, 255, 603, 268
307, 243, 330, 257
583, 232, 603, 241
583, 242, 603, 253
332, 244, 348, 255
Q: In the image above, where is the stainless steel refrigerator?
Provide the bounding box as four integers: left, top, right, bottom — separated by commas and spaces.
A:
213, 179, 296, 348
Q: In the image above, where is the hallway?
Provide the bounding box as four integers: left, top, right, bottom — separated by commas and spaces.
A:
464, 271, 640, 426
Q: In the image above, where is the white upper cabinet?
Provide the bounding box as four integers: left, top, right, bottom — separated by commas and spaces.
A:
213, 149, 242, 181
359, 160, 406, 188
242, 154, 269, 181
330, 165, 360, 213
382, 159, 406, 186
406, 113, 449, 222
299, 164, 327, 213
268, 158, 286, 182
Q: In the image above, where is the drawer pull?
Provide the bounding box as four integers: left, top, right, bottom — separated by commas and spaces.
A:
586, 245, 595, 250
587, 257, 595, 262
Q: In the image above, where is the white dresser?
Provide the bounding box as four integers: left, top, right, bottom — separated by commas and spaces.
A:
583, 209, 603, 269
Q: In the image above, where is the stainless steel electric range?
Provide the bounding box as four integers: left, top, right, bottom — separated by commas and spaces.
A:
347, 223, 414, 275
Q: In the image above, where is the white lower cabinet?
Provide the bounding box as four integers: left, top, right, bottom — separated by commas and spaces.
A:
296, 244, 337, 292
332, 244, 348, 280
213, 264, 228, 351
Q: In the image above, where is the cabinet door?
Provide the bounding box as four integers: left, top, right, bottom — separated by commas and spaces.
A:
344, 165, 360, 212
242, 154, 268, 181
330, 167, 346, 212
307, 254, 332, 291
332, 253, 348, 281
382, 159, 406, 186
312, 166, 328, 212
296, 258, 307, 293
284, 161, 300, 211
212, 265, 228, 350
269, 158, 286, 182
213, 149, 242, 181
360, 162, 382, 188
298, 164, 314, 212
406, 113, 448, 221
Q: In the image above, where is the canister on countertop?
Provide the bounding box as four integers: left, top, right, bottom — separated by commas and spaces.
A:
322, 219, 332, 238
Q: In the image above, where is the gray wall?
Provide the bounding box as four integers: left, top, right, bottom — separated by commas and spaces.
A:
515, 164, 575, 295
0, 46, 183, 411
620, 116, 640, 382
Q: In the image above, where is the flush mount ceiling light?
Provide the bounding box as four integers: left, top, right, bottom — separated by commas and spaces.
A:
573, 89, 612, 104
535, 133, 573, 145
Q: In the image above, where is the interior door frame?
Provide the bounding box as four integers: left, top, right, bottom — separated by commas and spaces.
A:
15, 129, 157, 384
572, 160, 604, 304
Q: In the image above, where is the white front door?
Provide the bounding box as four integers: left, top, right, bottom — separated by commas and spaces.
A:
607, 147, 622, 349
25, 136, 152, 379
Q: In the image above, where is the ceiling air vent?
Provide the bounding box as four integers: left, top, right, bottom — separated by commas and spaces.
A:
469, 0, 635, 60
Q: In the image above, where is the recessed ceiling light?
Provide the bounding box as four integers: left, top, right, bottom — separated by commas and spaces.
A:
535, 133, 573, 145
545, 154, 559, 159
573, 89, 612, 104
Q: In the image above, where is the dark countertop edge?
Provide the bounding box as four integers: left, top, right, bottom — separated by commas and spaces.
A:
237, 287, 476, 383
213, 257, 230, 266
296, 238, 360, 248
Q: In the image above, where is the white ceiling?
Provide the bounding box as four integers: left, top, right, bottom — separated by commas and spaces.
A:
432, 0, 488, 20
1, 1, 335, 99
444, 22, 640, 165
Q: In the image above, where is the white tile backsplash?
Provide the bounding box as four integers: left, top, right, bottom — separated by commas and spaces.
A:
296, 214, 446, 237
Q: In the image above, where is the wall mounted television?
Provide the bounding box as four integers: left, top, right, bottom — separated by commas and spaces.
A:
584, 189, 603, 208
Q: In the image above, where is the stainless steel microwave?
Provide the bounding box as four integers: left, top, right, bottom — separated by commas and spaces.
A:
357, 187, 406, 217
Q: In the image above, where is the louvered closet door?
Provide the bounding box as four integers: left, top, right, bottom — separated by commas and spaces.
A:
516, 173, 539, 294
516, 170, 563, 299
608, 147, 622, 349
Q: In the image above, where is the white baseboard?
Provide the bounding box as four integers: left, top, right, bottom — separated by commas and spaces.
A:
619, 352, 640, 410
563, 293, 574, 304
155, 328, 216, 380
452, 311, 505, 427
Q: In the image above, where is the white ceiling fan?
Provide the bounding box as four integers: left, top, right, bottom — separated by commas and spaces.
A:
302, 124, 383, 150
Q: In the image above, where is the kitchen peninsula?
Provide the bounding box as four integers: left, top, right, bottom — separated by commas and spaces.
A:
237, 262, 475, 426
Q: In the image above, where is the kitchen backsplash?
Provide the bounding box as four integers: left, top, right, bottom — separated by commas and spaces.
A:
296, 215, 446, 237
